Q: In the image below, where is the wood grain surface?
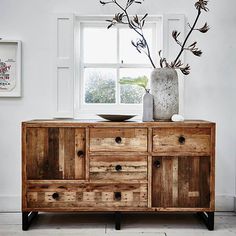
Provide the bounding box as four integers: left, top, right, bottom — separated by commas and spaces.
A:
26, 127, 85, 180
90, 128, 147, 152
152, 156, 210, 208
152, 127, 211, 155
89, 155, 147, 181
22, 120, 215, 212
27, 183, 147, 209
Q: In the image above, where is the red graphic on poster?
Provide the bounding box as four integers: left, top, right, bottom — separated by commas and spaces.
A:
0, 59, 16, 91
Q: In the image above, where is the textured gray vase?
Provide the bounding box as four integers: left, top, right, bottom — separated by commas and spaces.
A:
142, 89, 154, 122
150, 68, 179, 120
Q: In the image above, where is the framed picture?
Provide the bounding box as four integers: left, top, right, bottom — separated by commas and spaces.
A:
0, 40, 21, 97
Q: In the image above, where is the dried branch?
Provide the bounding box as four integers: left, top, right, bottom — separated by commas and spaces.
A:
171, 0, 209, 73
197, 22, 210, 33
179, 64, 191, 75
172, 30, 182, 47
186, 41, 202, 56
101, 0, 156, 68
158, 50, 170, 68
195, 0, 209, 11
101, 0, 210, 75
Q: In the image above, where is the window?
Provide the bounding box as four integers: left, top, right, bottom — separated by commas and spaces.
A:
54, 14, 184, 118
76, 16, 162, 116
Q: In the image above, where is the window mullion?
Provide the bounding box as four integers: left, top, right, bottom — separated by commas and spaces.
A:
82, 63, 152, 69
82, 63, 118, 68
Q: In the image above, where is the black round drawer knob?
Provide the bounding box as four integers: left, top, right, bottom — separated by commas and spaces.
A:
115, 165, 122, 171
115, 137, 122, 144
114, 192, 122, 201
153, 160, 161, 168
77, 150, 84, 157
178, 136, 186, 144
52, 192, 59, 200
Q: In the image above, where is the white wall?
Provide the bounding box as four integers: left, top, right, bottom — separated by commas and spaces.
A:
0, 0, 235, 211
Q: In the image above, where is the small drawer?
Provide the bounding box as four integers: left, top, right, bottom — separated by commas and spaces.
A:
27, 183, 147, 209
90, 155, 147, 181
90, 128, 148, 152
153, 127, 211, 155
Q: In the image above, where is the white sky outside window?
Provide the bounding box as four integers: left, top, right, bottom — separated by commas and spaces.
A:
83, 27, 117, 63
119, 28, 153, 64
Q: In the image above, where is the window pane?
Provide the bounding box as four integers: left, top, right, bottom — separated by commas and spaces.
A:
120, 68, 152, 104
83, 26, 117, 63
119, 27, 153, 64
84, 68, 116, 104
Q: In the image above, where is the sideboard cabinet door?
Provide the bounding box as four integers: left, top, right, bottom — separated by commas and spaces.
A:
26, 128, 86, 180
152, 156, 210, 208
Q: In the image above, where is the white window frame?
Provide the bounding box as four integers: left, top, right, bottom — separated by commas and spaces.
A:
53, 14, 185, 119
74, 15, 162, 119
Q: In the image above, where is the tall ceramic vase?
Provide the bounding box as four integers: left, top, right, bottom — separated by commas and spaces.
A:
150, 68, 179, 120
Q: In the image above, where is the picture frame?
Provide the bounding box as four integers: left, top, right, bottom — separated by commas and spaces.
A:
0, 40, 21, 97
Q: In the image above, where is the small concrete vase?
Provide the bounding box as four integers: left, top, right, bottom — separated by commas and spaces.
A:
142, 89, 154, 122
150, 68, 179, 120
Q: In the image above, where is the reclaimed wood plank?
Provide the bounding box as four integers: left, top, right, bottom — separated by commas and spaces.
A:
199, 156, 210, 208
178, 157, 190, 207
162, 157, 173, 207
59, 128, 65, 178
147, 128, 152, 208
27, 183, 147, 209
22, 123, 27, 210
85, 128, 90, 180
152, 157, 162, 207
210, 124, 216, 210
90, 172, 147, 181
26, 128, 48, 179
188, 157, 200, 207
48, 128, 60, 179
23, 206, 213, 212
23, 120, 215, 128
63, 128, 75, 179
90, 128, 147, 152
75, 129, 85, 179
153, 127, 211, 155
172, 157, 178, 207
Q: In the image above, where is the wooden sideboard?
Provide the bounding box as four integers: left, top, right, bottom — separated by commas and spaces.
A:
22, 120, 215, 230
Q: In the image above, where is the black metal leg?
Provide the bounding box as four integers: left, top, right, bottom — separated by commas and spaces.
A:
115, 212, 121, 230
197, 212, 214, 230
22, 212, 29, 231
22, 211, 38, 231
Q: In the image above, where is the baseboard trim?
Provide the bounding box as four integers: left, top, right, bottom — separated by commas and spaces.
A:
0, 194, 235, 212
0, 195, 21, 212
234, 196, 236, 212
215, 195, 235, 211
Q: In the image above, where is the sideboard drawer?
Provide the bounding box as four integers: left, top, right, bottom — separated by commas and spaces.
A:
90, 128, 148, 152
90, 155, 147, 181
27, 183, 147, 209
153, 127, 211, 155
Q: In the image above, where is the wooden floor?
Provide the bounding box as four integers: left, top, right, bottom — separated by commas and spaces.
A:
0, 212, 235, 235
